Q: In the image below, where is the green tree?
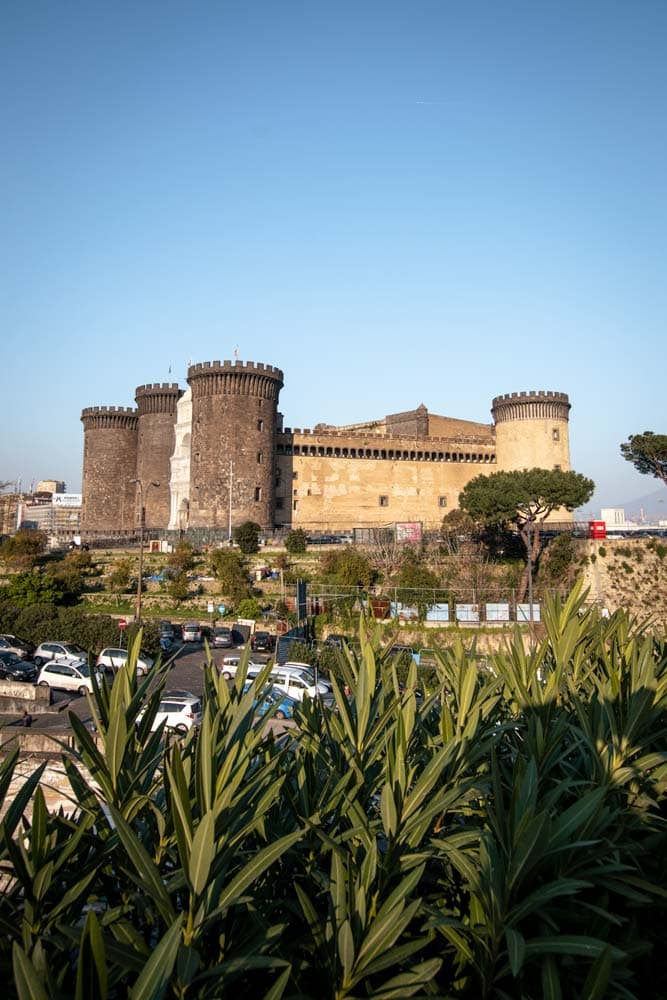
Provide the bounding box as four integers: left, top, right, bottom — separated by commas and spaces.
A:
285, 528, 307, 554
620, 431, 667, 488
0, 571, 65, 607
166, 571, 190, 603
209, 548, 252, 605
459, 467, 594, 601
234, 521, 261, 554
394, 549, 440, 619
167, 540, 196, 575
106, 558, 133, 594
0, 529, 47, 570
237, 596, 261, 620
322, 548, 374, 589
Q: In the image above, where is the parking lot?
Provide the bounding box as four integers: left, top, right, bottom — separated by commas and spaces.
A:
0, 639, 276, 737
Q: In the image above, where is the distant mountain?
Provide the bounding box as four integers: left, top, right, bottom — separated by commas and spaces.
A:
618, 487, 666, 521
576, 487, 666, 523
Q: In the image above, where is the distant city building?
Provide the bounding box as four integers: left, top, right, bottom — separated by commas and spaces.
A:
19, 493, 82, 547
601, 507, 626, 526
36, 480, 66, 494
80, 358, 573, 539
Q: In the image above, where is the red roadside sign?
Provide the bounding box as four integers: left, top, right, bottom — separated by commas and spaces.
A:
118, 618, 127, 630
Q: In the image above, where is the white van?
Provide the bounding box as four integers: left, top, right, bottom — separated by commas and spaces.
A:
269, 663, 333, 704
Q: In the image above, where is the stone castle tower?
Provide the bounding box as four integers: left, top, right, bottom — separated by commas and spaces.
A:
187, 361, 284, 532
80, 407, 139, 533
491, 391, 571, 472
134, 383, 183, 529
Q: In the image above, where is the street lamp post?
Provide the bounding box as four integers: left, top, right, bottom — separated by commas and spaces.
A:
130, 479, 159, 623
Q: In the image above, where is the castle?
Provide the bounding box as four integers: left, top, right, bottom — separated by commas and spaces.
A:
80, 359, 572, 539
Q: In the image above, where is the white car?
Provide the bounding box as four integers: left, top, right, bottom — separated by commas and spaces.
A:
182, 622, 202, 643
96, 647, 154, 676
33, 641, 89, 668
142, 690, 203, 734
269, 663, 333, 704
37, 660, 103, 696
218, 655, 263, 681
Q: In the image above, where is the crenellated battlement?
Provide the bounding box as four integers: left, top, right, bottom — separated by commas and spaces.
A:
135, 383, 183, 416
280, 427, 494, 447
491, 390, 570, 423
187, 359, 284, 379
135, 382, 182, 394
81, 407, 138, 430
492, 390, 569, 405
81, 406, 137, 417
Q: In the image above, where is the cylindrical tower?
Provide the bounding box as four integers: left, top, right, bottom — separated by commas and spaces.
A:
187, 360, 284, 531
492, 390, 571, 472
135, 383, 183, 529
80, 407, 138, 535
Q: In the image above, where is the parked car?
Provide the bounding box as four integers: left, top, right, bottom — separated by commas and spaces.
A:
95, 648, 154, 676
141, 690, 203, 734
269, 663, 333, 704
158, 620, 174, 639
243, 681, 298, 721
0, 651, 38, 682
182, 622, 202, 643
37, 660, 103, 695
33, 642, 89, 668
218, 655, 263, 681
323, 633, 347, 649
212, 626, 234, 648
0, 634, 35, 660
251, 631, 276, 653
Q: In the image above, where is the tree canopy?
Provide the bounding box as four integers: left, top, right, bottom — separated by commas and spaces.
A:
233, 521, 261, 554
459, 468, 594, 600
620, 431, 667, 487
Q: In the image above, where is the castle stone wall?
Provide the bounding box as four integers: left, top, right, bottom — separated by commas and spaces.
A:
80, 408, 138, 533
276, 427, 497, 531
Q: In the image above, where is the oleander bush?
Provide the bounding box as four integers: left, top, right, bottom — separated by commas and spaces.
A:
1, 583, 666, 998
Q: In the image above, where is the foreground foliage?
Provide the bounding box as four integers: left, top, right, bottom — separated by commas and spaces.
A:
1, 585, 666, 998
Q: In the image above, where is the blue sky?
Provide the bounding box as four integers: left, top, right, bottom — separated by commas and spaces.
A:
2, 1, 665, 517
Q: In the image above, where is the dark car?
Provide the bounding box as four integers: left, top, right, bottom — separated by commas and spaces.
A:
213, 626, 233, 648
0, 651, 38, 682
324, 634, 347, 649
0, 634, 35, 660
251, 631, 276, 653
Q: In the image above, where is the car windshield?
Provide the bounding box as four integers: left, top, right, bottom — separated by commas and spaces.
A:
0, 652, 21, 665
76, 662, 92, 677
64, 644, 86, 656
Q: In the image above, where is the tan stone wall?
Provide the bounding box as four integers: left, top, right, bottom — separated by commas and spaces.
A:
427, 414, 494, 440
276, 428, 497, 530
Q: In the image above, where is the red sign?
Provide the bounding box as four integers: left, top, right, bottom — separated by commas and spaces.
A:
118, 618, 127, 630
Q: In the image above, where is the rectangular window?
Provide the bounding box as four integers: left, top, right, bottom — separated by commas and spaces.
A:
257, 419, 264, 431
379, 495, 389, 507
254, 487, 262, 502
292, 471, 298, 480
293, 500, 298, 512
439, 496, 447, 508
552, 428, 560, 441
257, 451, 262, 464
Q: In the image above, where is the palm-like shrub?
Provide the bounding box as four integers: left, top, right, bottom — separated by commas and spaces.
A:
0, 585, 665, 998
